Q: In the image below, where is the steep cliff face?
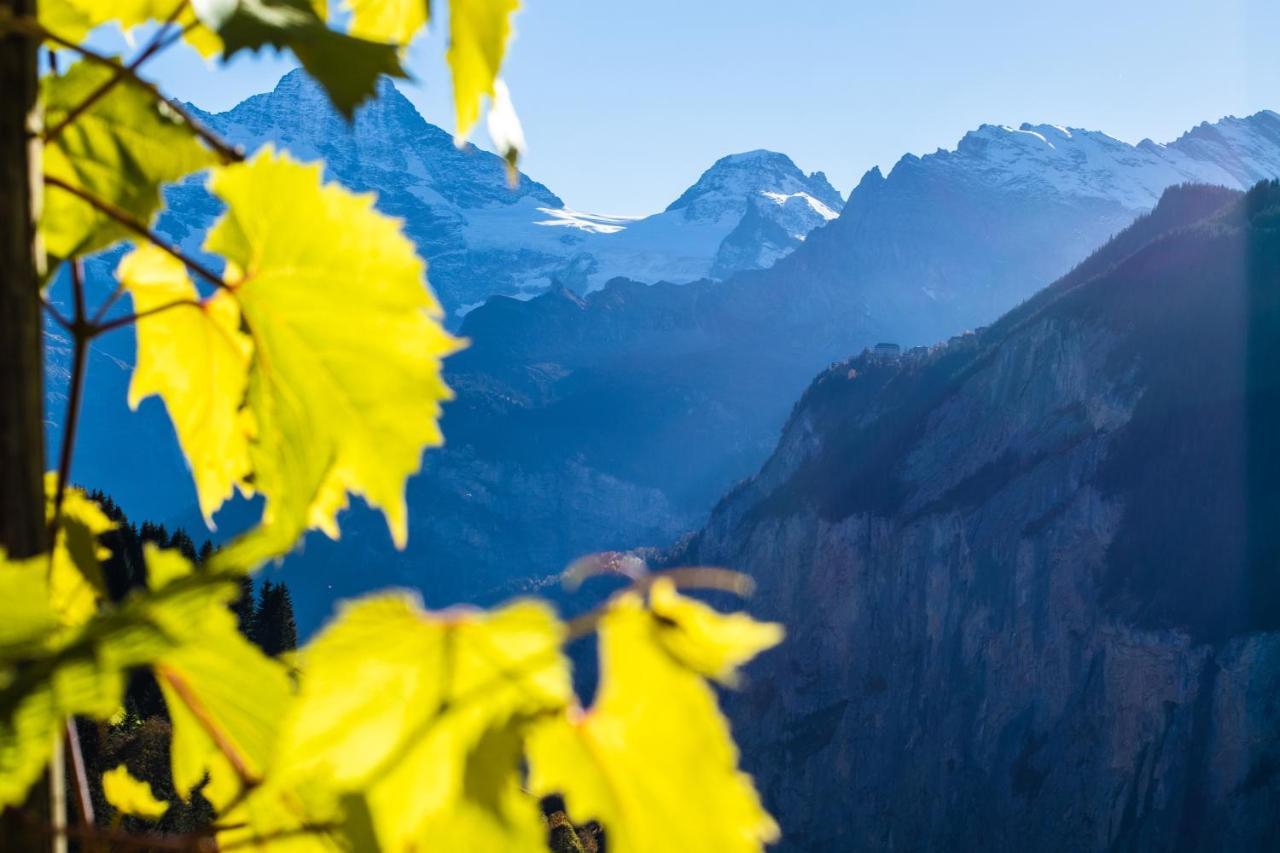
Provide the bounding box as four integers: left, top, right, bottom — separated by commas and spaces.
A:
680, 184, 1280, 850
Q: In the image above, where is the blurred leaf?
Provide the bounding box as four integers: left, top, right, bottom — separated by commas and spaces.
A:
203, 149, 460, 568
146, 547, 293, 809
39, 0, 225, 56
274, 593, 569, 849
527, 580, 783, 853
345, 0, 429, 45
196, 0, 404, 118
0, 547, 239, 807
647, 575, 784, 686
39, 0, 178, 42
119, 245, 253, 528
446, 0, 519, 141
0, 553, 59, 656
44, 478, 115, 629
41, 60, 217, 266
486, 78, 525, 183
102, 763, 169, 819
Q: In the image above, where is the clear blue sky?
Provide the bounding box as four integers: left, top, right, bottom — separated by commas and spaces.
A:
96, 0, 1278, 216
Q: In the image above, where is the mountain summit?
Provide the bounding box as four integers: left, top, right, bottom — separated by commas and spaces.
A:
667, 149, 843, 219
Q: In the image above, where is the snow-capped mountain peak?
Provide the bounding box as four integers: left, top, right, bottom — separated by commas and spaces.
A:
666, 149, 844, 222
899, 111, 1280, 210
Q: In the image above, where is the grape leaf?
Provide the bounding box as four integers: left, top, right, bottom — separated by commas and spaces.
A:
203, 149, 460, 567
102, 763, 169, 819
196, 0, 404, 118
647, 574, 785, 686
0, 553, 59, 656
41, 60, 218, 265
274, 593, 569, 849
119, 246, 253, 527
447, 0, 520, 140
0, 547, 241, 808
144, 547, 293, 809
38, 0, 178, 43
527, 579, 783, 853
45, 478, 115, 629
345, 0, 429, 45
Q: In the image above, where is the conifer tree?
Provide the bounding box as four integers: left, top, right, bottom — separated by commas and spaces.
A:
253, 581, 299, 657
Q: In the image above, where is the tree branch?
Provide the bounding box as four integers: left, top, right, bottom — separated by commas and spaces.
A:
43, 175, 230, 290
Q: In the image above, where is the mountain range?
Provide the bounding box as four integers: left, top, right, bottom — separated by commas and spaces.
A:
180, 70, 844, 318
50, 71, 1280, 629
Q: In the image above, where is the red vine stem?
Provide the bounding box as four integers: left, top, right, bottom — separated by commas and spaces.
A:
47, 260, 89, 548
156, 666, 258, 788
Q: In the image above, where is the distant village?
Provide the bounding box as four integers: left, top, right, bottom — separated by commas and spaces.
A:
839, 327, 989, 381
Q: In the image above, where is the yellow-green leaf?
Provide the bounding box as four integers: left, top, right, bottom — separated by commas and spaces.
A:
345, 0, 428, 44
147, 550, 292, 809
119, 246, 254, 527
275, 593, 569, 849
45, 476, 115, 629
0, 552, 59, 655
41, 60, 218, 266
0, 547, 238, 808
447, 0, 520, 141
38, 0, 225, 56
102, 764, 169, 819
203, 148, 460, 567
527, 582, 783, 853
648, 576, 784, 686
39, 0, 176, 43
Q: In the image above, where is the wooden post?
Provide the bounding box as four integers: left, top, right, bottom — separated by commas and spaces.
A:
0, 4, 56, 845
0, 0, 47, 561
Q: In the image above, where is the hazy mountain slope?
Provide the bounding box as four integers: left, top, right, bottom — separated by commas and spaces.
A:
294, 113, 1280, 623
676, 183, 1280, 851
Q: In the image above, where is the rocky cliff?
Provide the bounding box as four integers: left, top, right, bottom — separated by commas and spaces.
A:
677, 183, 1280, 851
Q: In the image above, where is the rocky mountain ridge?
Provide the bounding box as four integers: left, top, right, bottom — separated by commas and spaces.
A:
675, 182, 1280, 851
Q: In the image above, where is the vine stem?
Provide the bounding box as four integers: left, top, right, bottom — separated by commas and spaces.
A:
564, 565, 758, 640
64, 721, 93, 830
91, 297, 204, 338
49, 735, 67, 853
43, 175, 230, 290
157, 666, 258, 788
48, 260, 88, 547
13, 810, 265, 852
40, 296, 72, 331
43, 1, 189, 145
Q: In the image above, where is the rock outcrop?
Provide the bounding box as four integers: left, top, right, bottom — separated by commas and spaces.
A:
677, 183, 1280, 851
